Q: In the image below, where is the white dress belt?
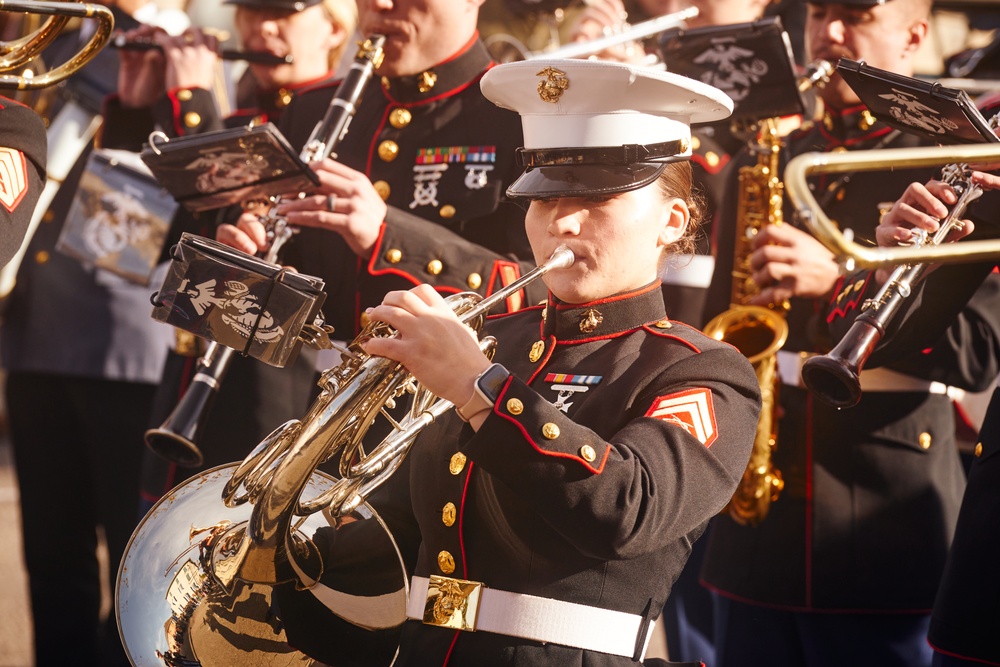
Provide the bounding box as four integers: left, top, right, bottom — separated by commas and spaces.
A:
776, 350, 965, 399
407, 575, 655, 659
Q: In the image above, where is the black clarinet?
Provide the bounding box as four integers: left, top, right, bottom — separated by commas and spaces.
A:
145, 35, 387, 467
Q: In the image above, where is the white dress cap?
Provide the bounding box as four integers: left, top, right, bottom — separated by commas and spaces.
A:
480, 58, 733, 199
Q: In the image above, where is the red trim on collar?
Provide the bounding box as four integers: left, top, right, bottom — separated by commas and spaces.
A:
550, 282, 661, 310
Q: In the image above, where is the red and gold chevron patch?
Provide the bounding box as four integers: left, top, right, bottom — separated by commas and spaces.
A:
0, 147, 28, 213
645, 388, 718, 447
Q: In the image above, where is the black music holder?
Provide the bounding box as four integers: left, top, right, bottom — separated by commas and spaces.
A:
140, 122, 320, 212
837, 58, 1000, 145
657, 16, 803, 122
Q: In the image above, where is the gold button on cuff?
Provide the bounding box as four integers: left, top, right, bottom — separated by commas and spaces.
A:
449, 452, 467, 475
440, 204, 456, 219
389, 107, 412, 128
467, 273, 482, 290
426, 259, 443, 276
442, 502, 456, 527
542, 423, 560, 440
378, 140, 399, 162
437, 551, 456, 574
176, 88, 193, 101
919, 432, 932, 450
506, 398, 523, 415
384, 248, 402, 264
183, 111, 201, 128
373, 180, 391, 200
975, 442, 983, 457
34, 250, 49, 264
580, 445, 597, 462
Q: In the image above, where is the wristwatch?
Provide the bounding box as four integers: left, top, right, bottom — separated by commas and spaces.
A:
455, 363, 510, 422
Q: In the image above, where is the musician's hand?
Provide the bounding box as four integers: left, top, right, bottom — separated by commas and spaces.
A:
216, 210, 269, 255
748, 223, 840, 305
566, 0, 644, 64
361, 285, 491, 410
158, 29, 221, 92
117, 25, 167, 108
273, 158, 388, 258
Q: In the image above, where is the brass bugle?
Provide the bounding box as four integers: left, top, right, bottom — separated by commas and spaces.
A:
785, 144, 1000, 269
0, 1, 114, 90
786, 144, 1000, 408
110, 34, 295, 66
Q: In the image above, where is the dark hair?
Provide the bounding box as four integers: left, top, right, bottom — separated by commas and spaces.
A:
654, 160, 703, 257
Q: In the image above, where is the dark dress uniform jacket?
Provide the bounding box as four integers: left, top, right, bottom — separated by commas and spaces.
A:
276, 36, 536, 339
380, 284, 761, 666
700, 105, 1000, 611
0, 97, 46, 269
826, 185, 1000, 662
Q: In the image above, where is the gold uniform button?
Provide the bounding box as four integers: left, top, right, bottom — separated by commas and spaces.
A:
449, 452, 467, 475
919, 432, 932, 450
183, 111, 201, 128
654, 319, 672, 329
580, 445, 597, 462
975, 442, 983, 457
440, 204, 456, 219
426, 259, 443, 276
542, 423, 560, 440
690, 135, 700, 151
276, 88, 293, 108
389, 107, 412, 128
378, 140, 399, 162
437, 550, 456, 574
506, 398, 523, 415
384, 248, 402, 264
529, 340, 545, 362
34, 250, 49, 264
705, 151, 720, 168
467, 273, 482, 290
176, 88, 193, 101
373, 180, 391, 200
442, 502, 456, 527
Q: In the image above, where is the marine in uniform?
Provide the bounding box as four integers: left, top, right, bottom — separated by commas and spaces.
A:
277, 57, 760, 667
264, 32, 540, 340
100, 0, 356, 503
698, 0, 1000, 664
0, 96, 46, 268
824, 172, 1000, 667
0, 4, 183, 665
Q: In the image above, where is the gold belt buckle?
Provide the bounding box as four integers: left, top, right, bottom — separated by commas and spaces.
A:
422, 575, 484, 632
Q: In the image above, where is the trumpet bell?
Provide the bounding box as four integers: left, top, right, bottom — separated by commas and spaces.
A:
117, 464, 408, 667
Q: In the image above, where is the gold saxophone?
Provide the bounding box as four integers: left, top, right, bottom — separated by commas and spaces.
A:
703, 61, 832, 526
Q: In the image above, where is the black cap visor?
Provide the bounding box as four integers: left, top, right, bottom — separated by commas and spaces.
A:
507, 162, 670, 199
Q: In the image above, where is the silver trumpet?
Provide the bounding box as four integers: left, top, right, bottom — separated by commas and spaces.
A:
117, 246, 574, 667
